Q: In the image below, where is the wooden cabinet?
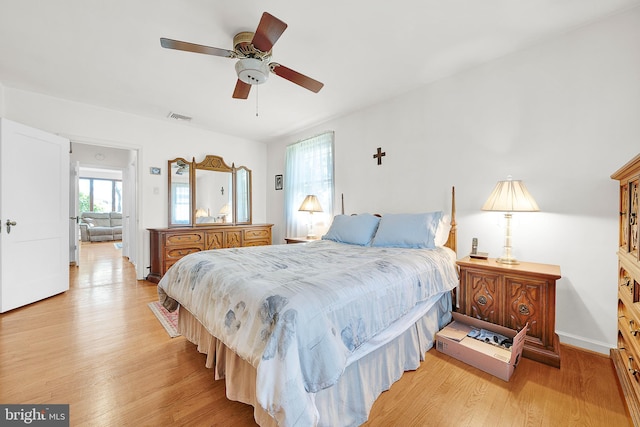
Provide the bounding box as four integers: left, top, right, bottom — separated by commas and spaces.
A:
457, 256, 561, 368
611, 153, 640, 425
147, 224, 273, 283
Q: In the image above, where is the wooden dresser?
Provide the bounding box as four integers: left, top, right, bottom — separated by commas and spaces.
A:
611, 153, 640, 425
457, 256, 562, 368
146, 224, 273, 283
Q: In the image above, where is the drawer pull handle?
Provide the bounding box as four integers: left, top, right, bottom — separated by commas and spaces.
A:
621, 276, 631, 287
630, 319, 640, 336
518, 304, 530, 316
477, 295, 487, 306
629, 356, 640, 376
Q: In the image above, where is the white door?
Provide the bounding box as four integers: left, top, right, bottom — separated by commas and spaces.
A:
123, 152, 137, 266
69, 161, 80, 266
0, 118, 69, 313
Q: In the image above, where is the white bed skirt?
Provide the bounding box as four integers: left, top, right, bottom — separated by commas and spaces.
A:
178, 292, 452, 427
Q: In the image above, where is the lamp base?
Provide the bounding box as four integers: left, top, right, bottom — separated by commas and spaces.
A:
496, 256, 519, 265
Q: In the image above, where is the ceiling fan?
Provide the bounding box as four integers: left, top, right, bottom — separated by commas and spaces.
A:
160, 12, 324, 99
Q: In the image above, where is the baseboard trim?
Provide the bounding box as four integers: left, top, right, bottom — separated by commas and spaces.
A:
557, 330, 613, 355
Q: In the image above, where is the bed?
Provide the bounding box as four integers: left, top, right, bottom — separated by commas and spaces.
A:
158, 189, 458, 427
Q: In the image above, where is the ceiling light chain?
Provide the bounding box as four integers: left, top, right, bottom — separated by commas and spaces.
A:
256, 85, 259, 117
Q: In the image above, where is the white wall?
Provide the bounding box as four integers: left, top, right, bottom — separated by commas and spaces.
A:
0, 83, 5, 116
2, 87, 267, 280
73, 143, 131, 174
267, 8, 640, 353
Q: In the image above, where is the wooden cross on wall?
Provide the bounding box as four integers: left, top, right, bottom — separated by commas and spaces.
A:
373, 147, 386, 165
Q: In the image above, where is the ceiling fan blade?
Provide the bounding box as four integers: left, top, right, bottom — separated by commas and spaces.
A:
251, 12, 287, 53
160, 38, 235, 58
232, 79, 251, 99
270, 63, 324, 93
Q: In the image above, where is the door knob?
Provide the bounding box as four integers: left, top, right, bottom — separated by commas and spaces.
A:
5, 219, 17, 234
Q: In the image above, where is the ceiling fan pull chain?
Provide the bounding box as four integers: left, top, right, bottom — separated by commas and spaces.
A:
256, 85, 259, 117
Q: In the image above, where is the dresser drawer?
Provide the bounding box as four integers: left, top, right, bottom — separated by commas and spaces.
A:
166, 246, 201, 260
619, 264, 639, 303
244, 227, 271, 241
166, 232, 204, 246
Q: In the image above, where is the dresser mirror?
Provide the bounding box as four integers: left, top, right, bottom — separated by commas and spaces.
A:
235, 166, 252, 224
167, 155, 252, 227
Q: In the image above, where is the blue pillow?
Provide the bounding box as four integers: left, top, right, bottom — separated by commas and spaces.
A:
371, 212, 443, 249
322, 214, 381, 246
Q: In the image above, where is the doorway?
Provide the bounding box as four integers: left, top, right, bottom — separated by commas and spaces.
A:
70, 142, 139, 274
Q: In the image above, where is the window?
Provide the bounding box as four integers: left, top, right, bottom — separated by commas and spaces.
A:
284, 131, 334, 238
79, 178, 122, 213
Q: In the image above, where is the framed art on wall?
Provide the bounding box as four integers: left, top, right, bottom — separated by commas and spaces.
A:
275, 174, 283, 190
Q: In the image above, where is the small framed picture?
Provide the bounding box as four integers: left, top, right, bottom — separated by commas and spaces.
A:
275, 174, 283, 190
150, 167, 161, 175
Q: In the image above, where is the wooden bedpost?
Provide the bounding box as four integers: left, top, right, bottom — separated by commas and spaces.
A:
447, 186, 458, 311
445, 186, 457, 254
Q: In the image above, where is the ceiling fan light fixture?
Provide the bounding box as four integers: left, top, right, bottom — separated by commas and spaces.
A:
235, 58, 269, 85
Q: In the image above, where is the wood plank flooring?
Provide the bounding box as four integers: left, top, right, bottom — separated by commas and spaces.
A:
0, 242, 631, 426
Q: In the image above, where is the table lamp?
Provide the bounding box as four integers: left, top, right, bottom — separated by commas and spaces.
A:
298, 195, 323, 239
482, 176, 539, 265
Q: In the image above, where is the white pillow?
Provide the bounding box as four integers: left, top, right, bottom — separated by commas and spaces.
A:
434, 214, 452, 247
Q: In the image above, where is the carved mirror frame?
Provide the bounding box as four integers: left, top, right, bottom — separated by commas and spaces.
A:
167, 155, 252, 227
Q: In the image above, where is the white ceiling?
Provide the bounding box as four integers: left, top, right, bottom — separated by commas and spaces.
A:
1, 1, 638, 143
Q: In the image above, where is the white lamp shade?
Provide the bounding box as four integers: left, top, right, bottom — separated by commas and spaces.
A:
481, 178, 539, 212
298, 195, 323, 213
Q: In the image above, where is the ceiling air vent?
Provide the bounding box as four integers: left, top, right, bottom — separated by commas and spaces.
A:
167, 112, 192, 122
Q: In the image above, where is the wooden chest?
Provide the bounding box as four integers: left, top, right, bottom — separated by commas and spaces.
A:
611, 153, 640, 425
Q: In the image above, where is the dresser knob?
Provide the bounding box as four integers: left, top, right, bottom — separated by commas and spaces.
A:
518, 304, 530, 316
477, 295, 487, 306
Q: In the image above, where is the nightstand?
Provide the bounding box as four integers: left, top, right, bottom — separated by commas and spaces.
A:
456, 256, 562, 368
284, 237, 319, 244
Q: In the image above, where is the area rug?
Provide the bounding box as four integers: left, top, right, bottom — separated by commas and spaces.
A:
148, 301, 180, 338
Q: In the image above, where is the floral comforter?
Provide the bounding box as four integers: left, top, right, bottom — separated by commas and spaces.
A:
157, 240, 457, 426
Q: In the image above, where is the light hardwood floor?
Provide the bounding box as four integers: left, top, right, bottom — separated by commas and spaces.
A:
0, 242, 631, 426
